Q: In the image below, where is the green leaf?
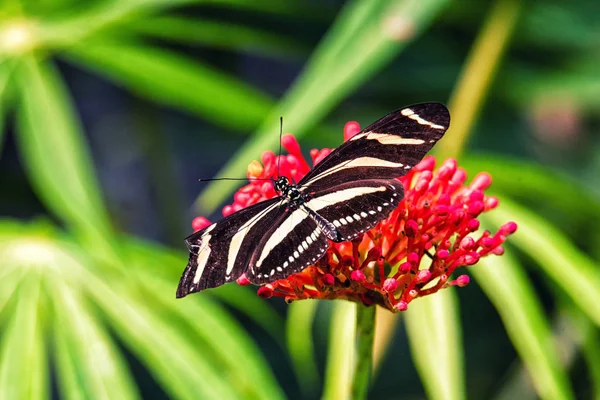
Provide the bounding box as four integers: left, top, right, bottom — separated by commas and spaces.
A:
483, 197, 600, 327
139, 273, 285, 400
51, 280, 140, 400
0, 274, 48, 400
125, 17, 307, 59
472, 252, 575, 400
322, 301, 355, 400
286, 301, 320, 397
196, 0, 451, 213
461, 155, 600, 220
40, 0, 324, 48
78, 266, 247, 400
64, 38, 273, 131
123, 237, 286, 346
14, 56, 117, 260
405, 289, 465, 400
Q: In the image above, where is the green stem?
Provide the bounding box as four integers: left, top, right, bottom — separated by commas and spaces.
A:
352, 304, 376, 400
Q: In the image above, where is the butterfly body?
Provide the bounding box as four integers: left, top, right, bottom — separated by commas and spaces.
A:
177, 103, 450, 298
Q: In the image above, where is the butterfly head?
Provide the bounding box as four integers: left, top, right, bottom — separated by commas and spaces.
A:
274, 176, 291, 194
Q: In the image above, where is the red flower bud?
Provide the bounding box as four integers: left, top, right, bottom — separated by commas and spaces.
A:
257, 285, 273, 299
350, 270, 366, 283
191, 216, 211, 232
343, 121, 361, 141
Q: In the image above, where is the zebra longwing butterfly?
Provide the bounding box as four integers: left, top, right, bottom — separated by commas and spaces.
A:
177, 103, 450, 298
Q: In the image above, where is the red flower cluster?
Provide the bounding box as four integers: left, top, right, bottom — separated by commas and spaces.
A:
192, 122, 517, 312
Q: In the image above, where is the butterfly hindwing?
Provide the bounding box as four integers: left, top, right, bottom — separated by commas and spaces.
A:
299, 103, 449, 190
177, 197, 283, 297
305, 179, 404, 242
247, 206, 329, 284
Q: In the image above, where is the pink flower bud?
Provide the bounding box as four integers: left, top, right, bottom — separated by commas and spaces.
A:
407, 252, 419, 264
499, 221, 518, 235
322, 274, 335, 286
282, 134, 301, 155
343, 121, 361, 141
395, 301, 408, 311
460, 236, 475, 251
405, 220, 418, 237
491, 246, 505, 255
222, 206, 233, 217
261, 151, 276, 167
192, 216, 211, 232
438, 159, 457, 180
383, 278, 398, 292
350, 270, 366, 283
464, 252, 480, 265
468, 201, 484, 216
471, 172, 492, 191
485, 196, 499, 210
236, 274, 250, 286
455, 275, 470, 287
413, 155, 435, 172
416, 270, 432, 283
451, 168, 467, 185
399, 261, 412, 273
437, 249, 449, 259
467, 219, 480, 232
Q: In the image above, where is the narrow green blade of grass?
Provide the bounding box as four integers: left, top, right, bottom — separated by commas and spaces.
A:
0, 268, 23, 321
41, 0, 322, 47
14, 57, 118, 259
461, 155, 600, 220
78, 267, 243, 400
286, 300, 320, 397
139, 272, 285, 400
51, 280, 140, 400
473, 252, 575, 400
483, 197, 600, 326
0, 273, 48, 400
197, 0, 450, 213
126, 17, 307, 59
64, 38, 273, 131
322, 301, 356, 400
124, 237, 286, 346
405, 289, 465, 400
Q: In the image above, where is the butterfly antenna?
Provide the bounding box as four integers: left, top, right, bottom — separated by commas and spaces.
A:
198, 177, 271, 183
277, 116, 283, 178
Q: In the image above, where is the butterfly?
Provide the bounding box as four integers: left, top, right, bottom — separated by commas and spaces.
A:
177, 103, 450, 298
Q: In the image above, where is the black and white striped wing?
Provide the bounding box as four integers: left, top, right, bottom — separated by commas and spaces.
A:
305, 179, 404, 242
298, 103, 449, 190
177, 197, 283, 297
248, 209, 330, 284
247, 179, 404, 283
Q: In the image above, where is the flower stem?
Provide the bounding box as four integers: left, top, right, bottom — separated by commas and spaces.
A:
352, 304, 376, 400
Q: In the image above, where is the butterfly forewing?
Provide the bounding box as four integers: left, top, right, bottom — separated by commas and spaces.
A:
299, 103, 449, 190
177, 197, 282, 297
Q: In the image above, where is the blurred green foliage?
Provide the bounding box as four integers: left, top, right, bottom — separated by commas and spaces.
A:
0, 0, 599, 399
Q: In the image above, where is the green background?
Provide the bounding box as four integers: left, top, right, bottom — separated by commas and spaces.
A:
0, 0, 598, 399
